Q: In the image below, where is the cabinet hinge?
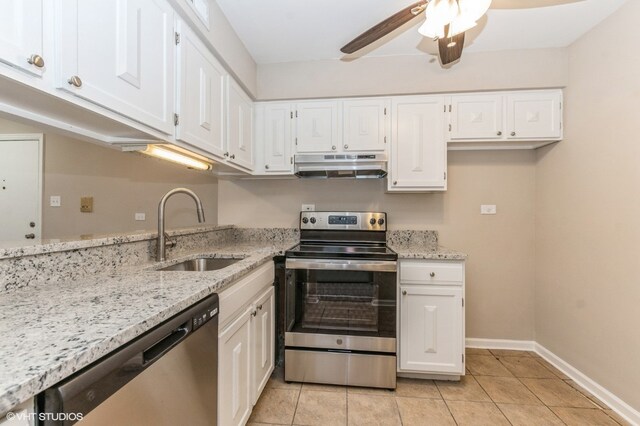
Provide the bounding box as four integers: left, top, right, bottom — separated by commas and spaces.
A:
444, 105, 446, 113
444, 172, 447, 180
384, 136, 387, 144
290, 111, 293, 119
175, 32, 180, 45
290, 157, 293, 164
448, 124, 452, 132
295, 110, 298, 118
295, 137, 298, 146
462, 354, 465, 363
173, 113, 179, 126
462, 297, 464, 307
449, 105, 452, 112
384, 107, 387, 115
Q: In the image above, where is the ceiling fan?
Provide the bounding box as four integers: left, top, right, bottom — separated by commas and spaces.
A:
340, 0, 583, 66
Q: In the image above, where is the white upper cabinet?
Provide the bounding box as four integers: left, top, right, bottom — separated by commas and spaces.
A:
227, 78, 254, 170
255, 102, 294, 174
389, 96, 447, 192
295, 101, 340, 153
450, 94, 503, 140
55, 0, 175, 134
342, 99, 389, 152
0, 0, 45, 78
507, 90, 562, 140
175, 21, 226, 158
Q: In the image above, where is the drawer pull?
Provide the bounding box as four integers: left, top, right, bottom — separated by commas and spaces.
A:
430, 272, 436, 277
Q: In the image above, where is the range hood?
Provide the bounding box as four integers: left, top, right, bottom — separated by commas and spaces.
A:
294, 154, 387, 179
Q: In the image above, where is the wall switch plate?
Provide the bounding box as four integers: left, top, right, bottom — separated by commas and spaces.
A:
80, 197, 93, 213
481, 205, 497, 215
50, 196, 61, 207
302, 204, 315, 212
135, 213, 146, 221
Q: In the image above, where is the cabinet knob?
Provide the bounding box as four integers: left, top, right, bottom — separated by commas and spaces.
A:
257, 304, 263, 310
402, 290, 407, 296
25, 233, 35, 239
344, 144, 349, 149
265, 164, 269, 170
430, 272, 436, 278
68, 75, 82, 87
230, 154, 235, 159
27, 54, 45, 68
511, 131, 516, 136
224, 152, 229, 157
497, 131, 503, 136
29, 222, 36, 228
393, 181, 398, 185
251, 310, 257, 317
331, 145, 336, 151
336, 339, 343, 345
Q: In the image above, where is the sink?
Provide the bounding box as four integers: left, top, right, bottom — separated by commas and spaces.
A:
158, 257, 241, 272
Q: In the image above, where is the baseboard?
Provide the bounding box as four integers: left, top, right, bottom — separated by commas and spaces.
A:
465, 338, 536, 351
535, 343, 640, 426
465, 338, 639, 426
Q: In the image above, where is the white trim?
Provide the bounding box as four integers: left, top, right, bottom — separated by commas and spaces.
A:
465, 338, 640, 426
535, 343, 640, 426
466, 338, 535, 351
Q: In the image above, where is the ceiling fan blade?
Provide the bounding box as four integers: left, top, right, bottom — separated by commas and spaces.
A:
490, 0, 584, 9
438, 32, 465, 65
340, 0, 427, 54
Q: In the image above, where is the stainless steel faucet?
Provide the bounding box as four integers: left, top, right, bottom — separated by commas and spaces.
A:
157, 188, 205, 262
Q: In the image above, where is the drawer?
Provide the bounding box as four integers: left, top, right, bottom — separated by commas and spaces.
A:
400, 260, 464, 284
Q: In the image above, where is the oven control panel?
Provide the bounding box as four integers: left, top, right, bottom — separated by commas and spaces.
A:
300, 212, 387, 231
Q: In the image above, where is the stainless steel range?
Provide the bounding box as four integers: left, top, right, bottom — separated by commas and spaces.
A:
284, 211, 398, 389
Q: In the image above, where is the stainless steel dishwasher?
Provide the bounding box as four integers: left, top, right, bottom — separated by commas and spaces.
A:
39, 294, 218, 426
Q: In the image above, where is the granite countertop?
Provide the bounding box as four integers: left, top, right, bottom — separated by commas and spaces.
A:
389, 244, 468, 260
0, 241, 292, 415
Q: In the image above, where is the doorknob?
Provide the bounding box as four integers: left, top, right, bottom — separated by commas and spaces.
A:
25, 233, 36, 239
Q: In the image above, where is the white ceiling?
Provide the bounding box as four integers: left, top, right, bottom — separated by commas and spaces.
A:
216, 0, 628, 64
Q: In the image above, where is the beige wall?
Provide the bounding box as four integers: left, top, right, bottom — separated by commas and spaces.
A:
257, 48, 568, 100
219, 150, 537, 340
0, 118, 219, 240
535, 0, 640, 410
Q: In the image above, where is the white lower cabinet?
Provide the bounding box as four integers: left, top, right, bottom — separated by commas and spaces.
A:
0, 397, 35, 426
398, 260, 465, 376
218, 262, 275, 426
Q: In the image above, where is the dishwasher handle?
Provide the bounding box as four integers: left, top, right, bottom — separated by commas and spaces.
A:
143, 322, 189, 364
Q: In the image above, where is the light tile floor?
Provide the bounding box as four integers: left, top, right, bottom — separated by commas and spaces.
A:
247, 349, 630, 426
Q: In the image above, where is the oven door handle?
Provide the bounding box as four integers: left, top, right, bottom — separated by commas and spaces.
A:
285, 258, 397, 272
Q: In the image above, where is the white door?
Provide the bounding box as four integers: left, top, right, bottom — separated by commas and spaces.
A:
176, 22, 226, 159
400, 286, 463, 374
55, 0, 175, 134
0, 136, 42, 242
449, 94, 504, 140
262, 103, 294, 173
295, 101, 340, 153
0, 0, 45, 77
507, 91, 562, 140
227, 79, 254, 170
219, 308, 252, 426
389, 96, 447, 191
251, 287, 275, 404
342, 99, 389, 152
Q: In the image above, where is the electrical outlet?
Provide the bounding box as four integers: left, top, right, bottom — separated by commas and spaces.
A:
481, 205, 497, 215
135, 213, 146, 221
302, 204, 315, 212
80, 197, 94, 213
50, 196, 61, 207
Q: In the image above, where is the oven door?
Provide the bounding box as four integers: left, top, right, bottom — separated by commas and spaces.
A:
284, 258, 397, 353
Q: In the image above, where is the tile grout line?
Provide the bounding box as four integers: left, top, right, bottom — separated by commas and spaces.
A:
434, 378, 460, 426
289, 383, 303, 426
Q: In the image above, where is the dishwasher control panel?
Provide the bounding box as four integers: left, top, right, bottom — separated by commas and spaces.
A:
192, 306, 218, 331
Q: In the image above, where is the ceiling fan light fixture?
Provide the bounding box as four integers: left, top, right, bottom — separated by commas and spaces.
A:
419, 0, 460, 38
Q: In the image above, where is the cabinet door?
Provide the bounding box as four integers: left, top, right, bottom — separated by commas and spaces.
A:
251, 287, 275, 404
262, 103, 294, 173
450, 94, 503, 140
219, 308, 252, 426
295, 101, 340, 153
227, 79, 254, 170
389, 96, 447, 191
176, 22, 226, 158
55, 0, 175, 134
0, 0, 45, 77
400, 286, 463, 374
507, 91, 562, 140
342, 99, 389, 152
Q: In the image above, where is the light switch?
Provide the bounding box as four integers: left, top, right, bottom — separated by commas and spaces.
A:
302, 204, 315, 212
481, 205, 497, 215
81, 197, 94, 213
135, 213, 146, 221
50, 196, 61, 207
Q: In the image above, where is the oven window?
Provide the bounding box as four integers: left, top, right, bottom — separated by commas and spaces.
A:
286, 268, 396, 338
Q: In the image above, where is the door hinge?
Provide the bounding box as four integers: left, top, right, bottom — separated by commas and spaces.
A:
173, 113, 179, 126
175, 32, 180, 45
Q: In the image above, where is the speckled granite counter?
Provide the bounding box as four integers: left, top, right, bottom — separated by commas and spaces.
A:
0, 241, 293, 415
389, 244, 468, 260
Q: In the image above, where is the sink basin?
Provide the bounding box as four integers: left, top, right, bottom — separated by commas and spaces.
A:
158, 257, 241, 272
